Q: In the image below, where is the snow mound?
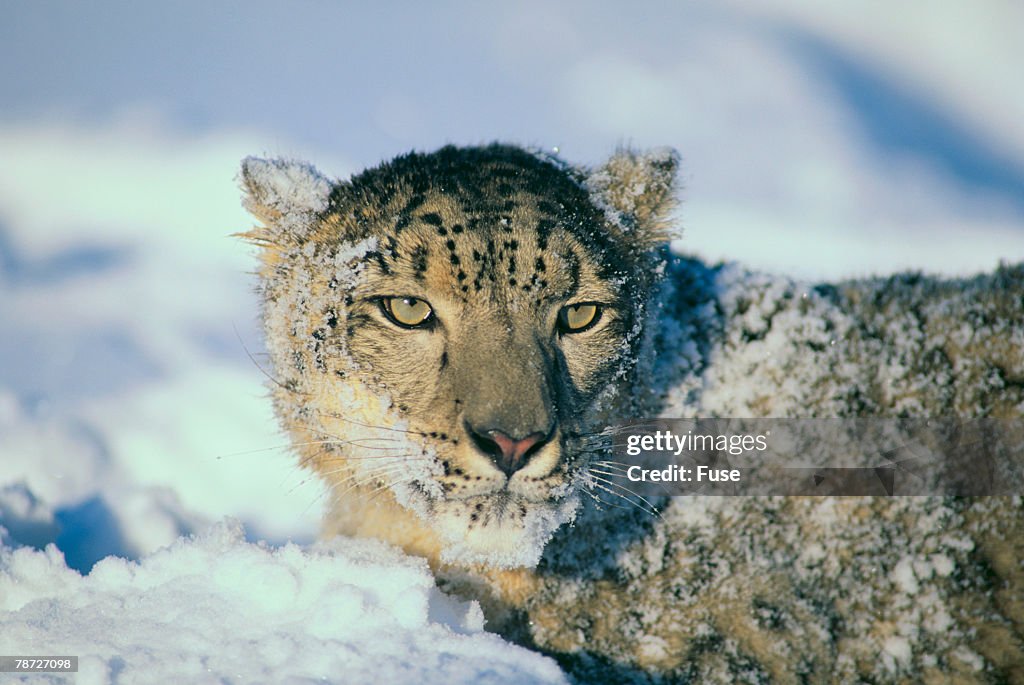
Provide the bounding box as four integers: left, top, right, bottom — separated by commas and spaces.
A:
0, 520, 567, 685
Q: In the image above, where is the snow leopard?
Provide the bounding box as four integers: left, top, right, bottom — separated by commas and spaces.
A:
240, 144, 1024, 684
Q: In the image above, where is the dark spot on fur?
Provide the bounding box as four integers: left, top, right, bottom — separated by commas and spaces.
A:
366, 251, 390, 275
384, 235, 399, 258
537, 219, 554, 239
452, 224, 464, 234
421, 212, 443, 226
412, 246, 428, 277
535, 257, 546, 272
400, 194, 426, 217
440, 351, 448, 370
446, 239, 457, 251
450, 254, 461, 266
312, 328, 326, 341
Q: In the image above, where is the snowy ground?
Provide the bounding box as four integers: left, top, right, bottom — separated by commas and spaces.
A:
1, 2, 1023, 683
0, 522, 567, 685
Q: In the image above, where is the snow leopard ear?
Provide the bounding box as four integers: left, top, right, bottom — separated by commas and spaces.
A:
238, 156, 334, 246
586, 147, 680, 245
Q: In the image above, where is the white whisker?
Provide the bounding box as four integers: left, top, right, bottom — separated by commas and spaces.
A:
586, 472, 662, 518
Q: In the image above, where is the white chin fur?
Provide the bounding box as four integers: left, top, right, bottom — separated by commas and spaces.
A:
436, 494, 581, 569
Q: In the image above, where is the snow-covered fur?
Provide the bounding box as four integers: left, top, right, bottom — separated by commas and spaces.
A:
241, 145, 1024, 684
510, 257, 1024, 683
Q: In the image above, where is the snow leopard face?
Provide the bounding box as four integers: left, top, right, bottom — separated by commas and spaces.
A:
240, 144, 677, 567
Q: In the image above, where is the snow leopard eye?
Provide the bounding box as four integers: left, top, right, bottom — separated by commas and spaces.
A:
380, 296, 434, 328
557, 303, 601, 334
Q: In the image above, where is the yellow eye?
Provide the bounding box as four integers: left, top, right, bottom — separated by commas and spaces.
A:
381, 297, 434, 328
557, 303, 601, 333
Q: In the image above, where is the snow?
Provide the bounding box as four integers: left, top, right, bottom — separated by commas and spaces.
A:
240, 156, 333, 235
436, 490, 581, 569
0, 521, 567, 685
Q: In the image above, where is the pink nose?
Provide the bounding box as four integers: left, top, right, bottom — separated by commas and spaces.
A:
486, 430, 546, 476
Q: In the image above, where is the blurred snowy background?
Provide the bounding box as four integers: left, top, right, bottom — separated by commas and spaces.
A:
1, 2, 1023, 680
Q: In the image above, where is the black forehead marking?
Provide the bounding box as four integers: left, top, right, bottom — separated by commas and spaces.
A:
412, 245, 428, 279
342, 144, 635, 294
384, 235, 400, 260
536, 219, 554, 249
568, 250, 581, 291
369, 251, 390, 274
402, 194, 426, 215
